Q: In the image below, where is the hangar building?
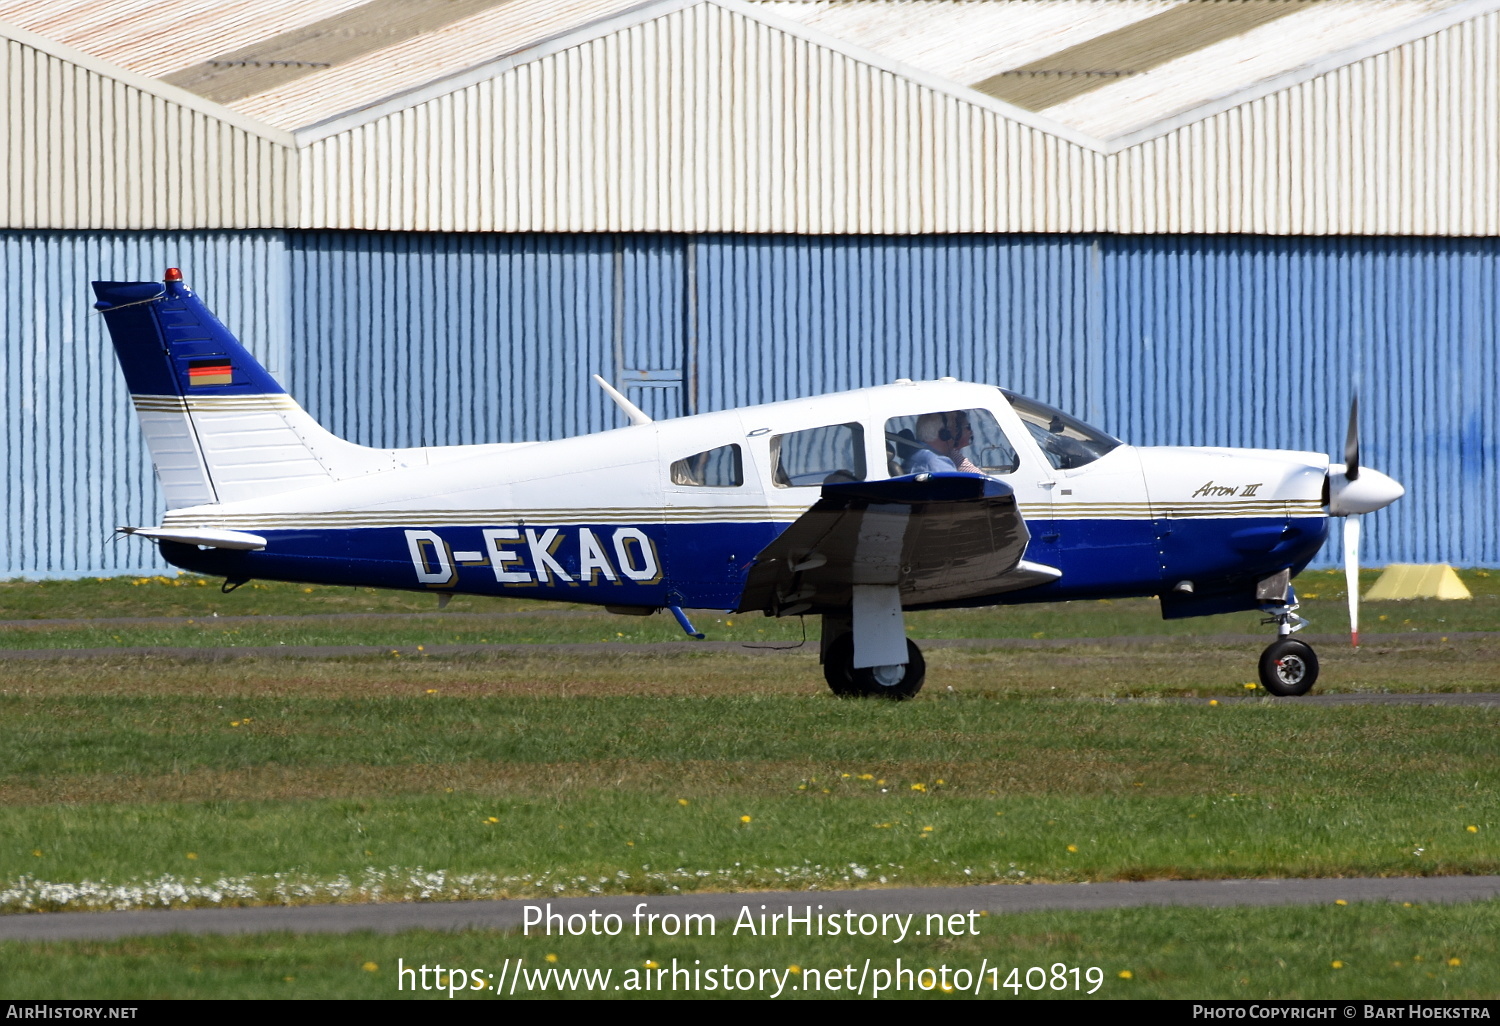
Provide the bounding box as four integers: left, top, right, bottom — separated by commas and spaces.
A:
2, 0, 1497, 574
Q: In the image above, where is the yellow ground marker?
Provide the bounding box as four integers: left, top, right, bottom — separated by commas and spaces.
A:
1364, 564, 1472, 601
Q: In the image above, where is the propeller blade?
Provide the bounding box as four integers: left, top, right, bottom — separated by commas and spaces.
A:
1343, 514, 1362, 648
1344, 395, 1360, 482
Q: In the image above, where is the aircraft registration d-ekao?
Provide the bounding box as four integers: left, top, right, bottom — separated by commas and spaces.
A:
95, 270, 1403, 699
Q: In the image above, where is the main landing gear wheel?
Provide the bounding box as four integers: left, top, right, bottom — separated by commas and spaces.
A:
822, 634, 926, 700
1258, 638, 1319, 696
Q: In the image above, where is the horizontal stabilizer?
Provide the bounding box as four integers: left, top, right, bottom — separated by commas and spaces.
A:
739, 472, 1049, 614
119, 526, 267, 550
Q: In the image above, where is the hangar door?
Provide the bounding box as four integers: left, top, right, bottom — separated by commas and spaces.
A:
611, 235, 697, 422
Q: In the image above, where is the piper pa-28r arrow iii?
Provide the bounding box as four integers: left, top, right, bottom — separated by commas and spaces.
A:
96, 270, 1404, 699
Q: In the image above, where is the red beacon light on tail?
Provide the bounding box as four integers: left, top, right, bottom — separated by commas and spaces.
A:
164, 267, 183, 282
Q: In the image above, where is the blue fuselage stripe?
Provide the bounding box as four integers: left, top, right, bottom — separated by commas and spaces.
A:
159, 515, 1328, 613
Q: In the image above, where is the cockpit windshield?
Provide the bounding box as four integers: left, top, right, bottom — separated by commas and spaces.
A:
1002, 390, 1122, 471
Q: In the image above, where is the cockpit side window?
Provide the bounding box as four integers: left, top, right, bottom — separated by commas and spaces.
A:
1002, 390, 1122, 470
883, 408, 1018, 476
670, 444, 743, 487
770, 423, 866, 487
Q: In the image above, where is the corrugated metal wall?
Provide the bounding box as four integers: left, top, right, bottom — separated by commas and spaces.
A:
0, 32, 295, 230
9, 3, 1499, 236
295, 3, 1499, 236
289, 232, 618, 446
287, 231, 1496, 570
297, 1, 1107, 234
1114, 10, 1500, 236
0, 231, 290, 575
4, 229, 1495, 575
693, 234, 1496, 568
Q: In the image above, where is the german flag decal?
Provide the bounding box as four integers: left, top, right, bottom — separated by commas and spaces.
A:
188, 359, 233, 387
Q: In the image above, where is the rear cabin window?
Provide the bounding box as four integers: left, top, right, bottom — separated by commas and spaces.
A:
669, 444, 743, 487
884, 408, 1018, 476
771, 423, 866, 487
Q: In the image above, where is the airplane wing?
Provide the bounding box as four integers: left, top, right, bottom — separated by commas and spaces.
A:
737, 473, 1060, 615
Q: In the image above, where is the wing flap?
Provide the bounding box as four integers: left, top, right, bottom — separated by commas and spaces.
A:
738, 473, 1056, 614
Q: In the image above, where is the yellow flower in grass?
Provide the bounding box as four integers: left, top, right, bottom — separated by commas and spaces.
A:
1467, 825, 1478, 833
545, 954, 558, 963
678, 798, 690, 806
911, 783, 926, 792
740, 815, 752, 824
1118, 970, 1133, 979
644, 960, 659, 969
1331, 961, 1344, 969
1448, 958, 1462, 967
362, 962, 379, 972
1066, 845, 1078, 853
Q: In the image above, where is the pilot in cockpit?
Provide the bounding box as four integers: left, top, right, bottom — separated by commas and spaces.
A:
907, 411, 982, 475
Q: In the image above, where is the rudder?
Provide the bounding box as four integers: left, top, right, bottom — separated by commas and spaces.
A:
94, 268, 396, 509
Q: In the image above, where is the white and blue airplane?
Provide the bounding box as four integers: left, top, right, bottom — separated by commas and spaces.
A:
95, 269, 1404, 699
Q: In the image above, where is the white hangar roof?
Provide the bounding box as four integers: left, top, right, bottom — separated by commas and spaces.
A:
4, 0, 1498, 233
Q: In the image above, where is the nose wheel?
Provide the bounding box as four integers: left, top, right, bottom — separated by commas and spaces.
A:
1258, 637, 1319, 696
1257, 592, 1318, 696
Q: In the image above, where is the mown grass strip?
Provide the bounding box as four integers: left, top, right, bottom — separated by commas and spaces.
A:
3, 792, 1495, 912
3, 570, 1498, 643
4, 638, 1500, 699
2, 689, 1497, 787
2, 900, 1496, 999
2, 687, 1494, 907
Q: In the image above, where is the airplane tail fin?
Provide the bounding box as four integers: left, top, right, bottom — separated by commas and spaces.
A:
93, 269, 394, 509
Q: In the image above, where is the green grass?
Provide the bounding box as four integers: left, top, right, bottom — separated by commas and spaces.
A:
1, 569, 1497, 649
1, 684, 1494, 907
1, 575, 1496, 998
3, 901, 1496, 999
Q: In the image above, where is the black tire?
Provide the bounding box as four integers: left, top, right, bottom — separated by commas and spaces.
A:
823, 634, 926, 700
1258, 638, 1319, 696
822, 633, 862, 697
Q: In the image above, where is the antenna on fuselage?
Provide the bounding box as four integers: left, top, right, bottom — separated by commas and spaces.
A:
591, 374, 653, 426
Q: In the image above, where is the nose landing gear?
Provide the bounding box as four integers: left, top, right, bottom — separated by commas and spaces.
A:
1258, 600, 1318, 696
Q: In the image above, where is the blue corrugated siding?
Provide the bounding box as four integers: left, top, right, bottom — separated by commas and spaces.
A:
0, 231, 289, 576
1099, 238, 1499, 568
3, 230, 1496, 575
292, 233, 625, 445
